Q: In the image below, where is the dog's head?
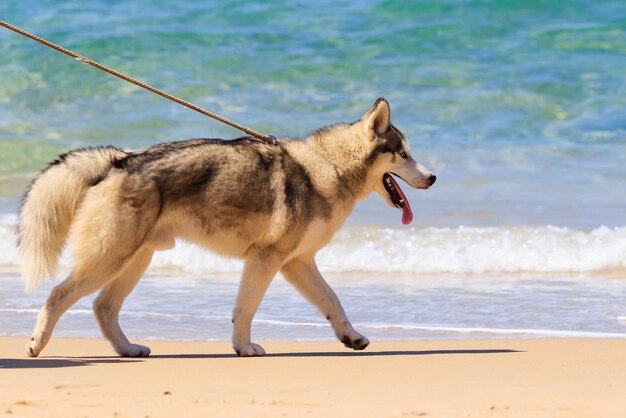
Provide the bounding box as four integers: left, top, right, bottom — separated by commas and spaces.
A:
357, 98, 436, 225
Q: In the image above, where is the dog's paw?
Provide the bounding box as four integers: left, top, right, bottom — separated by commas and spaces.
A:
234, 342, 266, 357
117, 343, 151, 357
340, 333, 370, 351
25, 338, 41, 358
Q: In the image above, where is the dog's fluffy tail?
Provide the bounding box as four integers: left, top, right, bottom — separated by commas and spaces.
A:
18, 146, 127, 292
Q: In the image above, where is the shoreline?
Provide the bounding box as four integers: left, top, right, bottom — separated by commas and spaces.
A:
1, 337, 625, 417
3, 269, 626, 342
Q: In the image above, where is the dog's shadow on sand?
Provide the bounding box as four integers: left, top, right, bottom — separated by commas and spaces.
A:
0, 357, 142, 369
0, 349, 520, 369
152, 349, 522, 359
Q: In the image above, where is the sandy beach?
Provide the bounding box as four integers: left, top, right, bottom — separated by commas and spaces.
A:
0, 337, 624, 417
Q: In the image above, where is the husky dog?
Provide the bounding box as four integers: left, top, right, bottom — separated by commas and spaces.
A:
18, 98, 435, 357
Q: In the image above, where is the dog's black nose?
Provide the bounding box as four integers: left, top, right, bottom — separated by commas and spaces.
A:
428, 174, 437, 185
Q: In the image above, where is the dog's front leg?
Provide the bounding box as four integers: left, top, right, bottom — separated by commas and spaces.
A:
280, 257, 369, 351
232, 249, 283, 357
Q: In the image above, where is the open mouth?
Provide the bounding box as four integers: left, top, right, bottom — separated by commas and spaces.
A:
383, 173, 413, 225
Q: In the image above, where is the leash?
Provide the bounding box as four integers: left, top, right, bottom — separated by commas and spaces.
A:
0, 20, 277, 144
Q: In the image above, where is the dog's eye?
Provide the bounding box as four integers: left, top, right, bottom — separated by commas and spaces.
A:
399, 151, 407, 159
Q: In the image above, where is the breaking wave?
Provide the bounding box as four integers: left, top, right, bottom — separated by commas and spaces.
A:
1, 214, 625, 276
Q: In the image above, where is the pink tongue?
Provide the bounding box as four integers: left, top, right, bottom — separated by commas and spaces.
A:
388, 175, 413, 225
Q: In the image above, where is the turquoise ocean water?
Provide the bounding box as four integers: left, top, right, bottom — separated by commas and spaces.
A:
1, 1, 625, 342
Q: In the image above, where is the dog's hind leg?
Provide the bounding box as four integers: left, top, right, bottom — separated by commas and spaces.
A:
25, 259, 132, 358
232, 249, 283, 357
25, 175, 160, 357
280, 256, 369, 350
93, 247, 154, 357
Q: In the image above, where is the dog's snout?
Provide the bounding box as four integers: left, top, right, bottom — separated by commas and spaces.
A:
428, 174, 437, 186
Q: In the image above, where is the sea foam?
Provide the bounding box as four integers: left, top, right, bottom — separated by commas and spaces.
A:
1, 214, 624, 276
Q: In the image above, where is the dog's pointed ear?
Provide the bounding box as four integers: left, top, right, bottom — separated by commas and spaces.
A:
362, 98, 391, 136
